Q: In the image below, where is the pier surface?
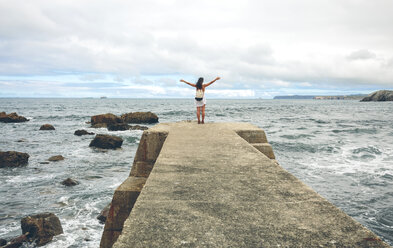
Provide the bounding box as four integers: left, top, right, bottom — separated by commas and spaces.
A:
105, 122, 389, 247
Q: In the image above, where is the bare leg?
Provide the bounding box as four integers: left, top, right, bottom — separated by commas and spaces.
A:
201, 105, 205, 124
196, 107, 201, 124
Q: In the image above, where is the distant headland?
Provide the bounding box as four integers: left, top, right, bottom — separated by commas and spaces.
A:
360, 90, 393, 101
274, 94, 367, 100
273, 95, 315, 99
274, 90, 393, 101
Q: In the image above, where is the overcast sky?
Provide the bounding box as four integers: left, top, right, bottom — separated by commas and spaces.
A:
1, 0, 392, 98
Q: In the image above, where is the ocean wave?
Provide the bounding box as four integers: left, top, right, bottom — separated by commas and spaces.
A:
336, 123, 355, 128
353, 154, 377, 160
124, 136, 140, 144
84, 175, 103, 180
278, 117, 296, 122
271, 141, 341, 154
381, 173, 393, 180
354, 172, 392, 188
318, 145, 341, 153
332, 128, 378, 134
351, 146, 382, 161
352, 146, 382, 155
271, 141, 317, 153
162, 110, 191, 116
376, 207, 393, 227
33, 115, 89, 121
309, 118, 330, 124
280, 134, 315, 140
360, 178, 389, 188
350, 146, 382, 161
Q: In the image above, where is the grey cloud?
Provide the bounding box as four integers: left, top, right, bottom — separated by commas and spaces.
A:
386, 57, 393, 67
240, 44, 274, 65
61, 82, 127, 88
347, 49, 377, 60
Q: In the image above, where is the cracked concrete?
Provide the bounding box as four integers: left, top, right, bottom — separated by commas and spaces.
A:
109, 122, 389, 248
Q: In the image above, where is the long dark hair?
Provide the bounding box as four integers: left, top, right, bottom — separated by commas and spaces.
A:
196, 77, 203, 89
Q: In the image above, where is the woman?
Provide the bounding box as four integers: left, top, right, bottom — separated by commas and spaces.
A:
180, 77, 220, 124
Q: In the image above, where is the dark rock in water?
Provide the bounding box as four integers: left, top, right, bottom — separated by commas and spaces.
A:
130, 125, 149, 130
0, 151, 29, 168
0, 238, 7, 246
89, 134, 123, 149
61, 178, 79, 186
21, 212, 63, 246
4, 234, 28, 248
107, 123, 130, 131
39, 162, 50, 165
361, 90, 393, 101
91, 123, 107, 128
97, 203, 111, 224
90, 113, 122, 128
121, 112, 158, 124
48, 155, 64, 162
39, 124, 55, 130
0, 112, 29, 123
16, 139, 27, 142
74, 129, 94, 136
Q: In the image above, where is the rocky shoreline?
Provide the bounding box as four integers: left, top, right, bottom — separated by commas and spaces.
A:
0, 111, 159, 247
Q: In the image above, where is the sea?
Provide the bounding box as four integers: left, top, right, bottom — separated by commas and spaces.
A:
0, 98, 392, 247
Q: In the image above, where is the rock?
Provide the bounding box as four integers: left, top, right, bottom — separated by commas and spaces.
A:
4, 234, 28, 248
21, 213, 63, 246
0, 238, 7, 246
361, 90, 393, 101
121, 112, 158, 124
48, 155, 64, 162
97, 203, 111, 224
39, 162, 50, 165
61, 178, 79, 186
129, 125, 149, 130
0, 112, 29, 123
107, 123, 130, 131
39, 124, 55, 130
90, 113, 122, 128
0, 151, 29, 168
89, 134, 123, 149
16, 139, 27, 142
74, 129, 94, 136
91, 123, 107, 128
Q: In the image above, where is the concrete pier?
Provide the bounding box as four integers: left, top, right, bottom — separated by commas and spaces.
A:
101, 122, 390, 247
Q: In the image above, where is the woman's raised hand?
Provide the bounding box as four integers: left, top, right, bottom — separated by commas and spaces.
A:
216, 77, 221, 81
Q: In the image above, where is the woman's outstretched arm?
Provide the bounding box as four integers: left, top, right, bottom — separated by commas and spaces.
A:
180, 79, 196, 87
204, 77, 221, 87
